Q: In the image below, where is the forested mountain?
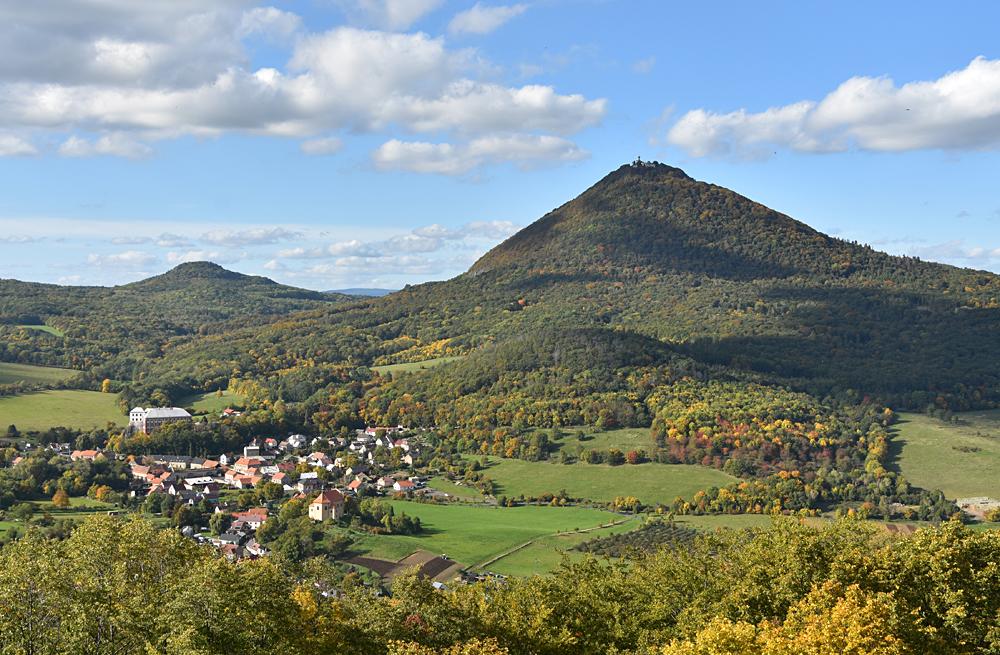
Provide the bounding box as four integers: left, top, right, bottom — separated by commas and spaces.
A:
0, 262, 349, 375
3, 163, 999, 414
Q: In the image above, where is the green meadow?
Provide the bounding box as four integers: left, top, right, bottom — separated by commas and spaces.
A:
17, 325, 66, 338
0, 361, 77, 385
353, 500, 622, 568
479, 456, 737, 506
180, 389, 246, 414
894, 411, 1000, 499
371, 356, 464, 375
0, 390, 124, 431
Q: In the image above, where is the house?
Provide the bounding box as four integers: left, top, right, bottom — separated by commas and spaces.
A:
71, 449, 102, 462
308, 489, 346, 522
347, 478, 365, 494
307, 452, 332, 467
393, 480, 416, 492
232, 457, 263, 474
232, 507, 269, 530
243, 439, 262, 458
129, 407, 192, 434
376, 476, 396, 489
221, 408, 242, 418
286, 434, 308, 450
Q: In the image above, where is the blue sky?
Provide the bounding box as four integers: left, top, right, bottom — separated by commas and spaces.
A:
1, 0, 998, 288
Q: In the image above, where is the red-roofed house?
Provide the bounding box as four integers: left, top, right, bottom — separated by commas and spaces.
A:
308, 489, 345, 521
71, 449, 101, 462
393, 480, 416, 492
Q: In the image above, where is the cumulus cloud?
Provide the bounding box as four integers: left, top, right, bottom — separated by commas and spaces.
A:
373, 134, 588, 174
0, 134, 37, 156
201, 227, 301, 246
87, 250, 157, 267
300, 136, 344, 155
666, 56, 1000, 158
166, 249, 245, 264
273, 220, 521, 271
448, 3, 527, 35
238, 6, 302, 40
336, 0, 444, 30
59, 133, 153, 159
908, 240, 1000, 263
0, 7, 604, 172
632, 56, 655, 74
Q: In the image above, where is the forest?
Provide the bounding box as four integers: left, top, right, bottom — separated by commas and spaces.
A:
0, 514, 996, 654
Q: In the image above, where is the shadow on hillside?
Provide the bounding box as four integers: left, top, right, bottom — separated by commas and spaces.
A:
682, 284, 1000, 404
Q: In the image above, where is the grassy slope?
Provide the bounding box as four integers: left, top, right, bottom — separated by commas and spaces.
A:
481, 457, 737, 506
353, 500, 621, 566
427, 476, 483, 499
372, 356, 464, 375
894, 411, 1000, 499
17, 325, 65, 337
0, 362, 78, 385
180, 389, 246, 414
548, 427, 653, 454
0, 390, 124, 431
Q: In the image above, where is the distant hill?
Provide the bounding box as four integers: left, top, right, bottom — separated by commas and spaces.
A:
327, 288, 397, 297
0, 262, 348, 378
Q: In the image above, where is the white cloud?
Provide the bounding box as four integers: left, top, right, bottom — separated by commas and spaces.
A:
0, 134, 37, 156
448, 3, 527, 35
0, 8, 604, 171
666, 57, 1000, 158
263, 258, 286, 271
165, 249, 242, 264
201, 227, 301, 246
238, 7, 302, 40
87, 250, 157, 267
632, 56, 655, 74
336, 0, 443, 30
300, 136, 344, 155
0, 234, 42, 243
59, 133, 153, 159
908, 240, 1000, 263
373, 134, 588, 174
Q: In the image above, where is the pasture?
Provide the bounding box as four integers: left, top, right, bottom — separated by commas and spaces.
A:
17, 325, 65, 337
0, 390, 125, 431
893, 411, 1000, 499
479, 457, 737, 506
181, 389, 246, 414
372, 356, 464, 375
0, 361, 77, 385
353, 500, 622, 568
427, 476, 483, 499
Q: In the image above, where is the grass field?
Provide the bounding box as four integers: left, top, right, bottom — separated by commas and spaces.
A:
427, 476, 483, 499
549, 426, 653, 453
0, 390, 125, 431
893, 411, 1000, 499
353, 501, 622, 567
487, 518, 640, 576
17, 324, 65, 337
0, 496, 117, 536
0, 362, 78, 385
372, 356, 464, 375
479, 457, 737, 506
181, 389, 246, 414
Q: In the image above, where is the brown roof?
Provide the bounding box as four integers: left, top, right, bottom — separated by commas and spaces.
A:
312, 489, 345, 506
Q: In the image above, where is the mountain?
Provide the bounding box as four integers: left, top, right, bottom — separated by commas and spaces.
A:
327, 288, 397, 297
3, 162, 999, 412
0, 262, 349, 377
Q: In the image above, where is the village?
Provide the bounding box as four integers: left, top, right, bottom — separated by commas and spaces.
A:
27, 404, 485, 585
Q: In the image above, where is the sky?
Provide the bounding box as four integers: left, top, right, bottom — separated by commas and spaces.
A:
1, 0, 999, 289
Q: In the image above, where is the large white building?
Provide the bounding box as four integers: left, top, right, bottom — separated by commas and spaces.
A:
129, 407, 192, 434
